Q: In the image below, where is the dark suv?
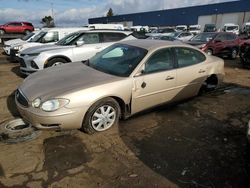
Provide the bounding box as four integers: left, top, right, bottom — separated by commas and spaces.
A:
186, 32, 241, 59
0, 22, 34, 35
240, 39, 250, 66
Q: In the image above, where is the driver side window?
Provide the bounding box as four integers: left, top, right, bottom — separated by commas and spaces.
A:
144, 48, 174, 74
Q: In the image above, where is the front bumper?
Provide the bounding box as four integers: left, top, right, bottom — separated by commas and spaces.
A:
9, 49, 19, 61
19, 56, 41, 75
16, 98, 88, 130
3, 45, 11, 55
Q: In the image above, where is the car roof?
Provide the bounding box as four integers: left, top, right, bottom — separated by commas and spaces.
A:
118, 39, 187, 51
77, 29, 132, 34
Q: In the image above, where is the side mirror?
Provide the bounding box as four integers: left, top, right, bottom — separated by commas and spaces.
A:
134, 64, 145, 77
76, 41, 85, 46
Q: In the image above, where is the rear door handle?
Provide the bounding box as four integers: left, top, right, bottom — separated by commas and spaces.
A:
198, 69, 206, 73
165, 76, 175, 80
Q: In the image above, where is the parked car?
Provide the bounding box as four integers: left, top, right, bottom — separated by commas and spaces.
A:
204, 24, 217, 32
16, 39, 224, 134
186, 32, 241, 59
18, 30, 135, 75
239, 39, 250, 66
189, 25, 201, 35
10, 27, 87, 59
147, 35, 178, 41
145, 28, 176, 37
0, 22, 34, 35
223, 23, 239, 35
176, 25, 187, 31
169, 31, 194, 41
3, 31, 40, 55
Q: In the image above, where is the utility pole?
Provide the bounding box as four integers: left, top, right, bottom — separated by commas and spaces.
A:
51, 2, 55, 25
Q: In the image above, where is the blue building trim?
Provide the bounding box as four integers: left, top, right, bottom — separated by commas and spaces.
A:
89, 0, 250, 26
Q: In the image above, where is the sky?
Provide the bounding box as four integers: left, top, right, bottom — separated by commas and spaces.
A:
0, 0, 238, 27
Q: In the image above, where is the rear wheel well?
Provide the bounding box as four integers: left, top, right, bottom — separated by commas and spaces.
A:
199, 74, 218, 94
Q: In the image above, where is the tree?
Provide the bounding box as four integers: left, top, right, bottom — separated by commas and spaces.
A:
41, 16, 55, 28
106, 8, 114, 17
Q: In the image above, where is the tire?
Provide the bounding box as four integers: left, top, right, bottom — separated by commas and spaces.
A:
230, 48, 238, 60
81, 97, 120, 134
0, 29, 5, 35
206, 49, 213, 56
46, 58, 68, 68
0, 118, 40, 143
199, 75, 218, 94
24, 29, 31, 35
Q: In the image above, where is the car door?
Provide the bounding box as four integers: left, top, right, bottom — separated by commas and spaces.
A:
213, 33, 227, 54
5, 23, 16, 33
225, 33, 238, 52
132, 48, 177, 114
72, 33, 102, 62
173, 47, 207, 100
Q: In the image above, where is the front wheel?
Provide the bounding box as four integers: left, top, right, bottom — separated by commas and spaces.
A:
206, 49, 213, 56
0, 29, 5, 35
45, 58, 68, 68
230, 48, 238, 59
81, 97, 120, 134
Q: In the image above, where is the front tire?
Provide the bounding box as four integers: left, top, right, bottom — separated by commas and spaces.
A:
230, 48, 238, 59
206, 49, 213, 56
45, 58, 68, 68
0, 29, 5, 35
24, 30, 31, 35
81, 97, 120, 134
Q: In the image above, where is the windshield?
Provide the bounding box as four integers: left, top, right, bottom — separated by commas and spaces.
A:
169, 32, 180, 37
225, 26, 238, 31
176, 27, 185, 30
56, 32, 82, 46
189, 27, 199, 31
88, 44, 148, 77
21, 32, 35, 41
29, 31, 47, 42
190, 33, 216, 42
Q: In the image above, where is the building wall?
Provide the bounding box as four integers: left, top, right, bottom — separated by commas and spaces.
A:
89, 0, 250, 27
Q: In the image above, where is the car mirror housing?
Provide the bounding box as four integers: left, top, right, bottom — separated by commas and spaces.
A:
76, 41, 85, 46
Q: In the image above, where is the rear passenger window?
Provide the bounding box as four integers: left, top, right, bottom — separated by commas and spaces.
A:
102, 33, 126, 42
226, 33, 236, 40
144, 48, 174, 74
175, 47, 206, 68
80, 33, 100, 44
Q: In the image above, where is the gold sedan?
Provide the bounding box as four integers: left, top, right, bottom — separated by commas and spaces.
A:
16, 40, 224, 134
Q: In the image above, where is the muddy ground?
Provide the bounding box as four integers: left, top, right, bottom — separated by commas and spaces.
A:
0, 50, 250, 188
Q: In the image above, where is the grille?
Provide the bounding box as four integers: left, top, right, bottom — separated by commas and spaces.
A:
19, 58, 26, 68
16, 89, 29, 107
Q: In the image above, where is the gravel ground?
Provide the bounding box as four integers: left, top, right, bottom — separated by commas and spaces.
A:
0, 51, 250, 188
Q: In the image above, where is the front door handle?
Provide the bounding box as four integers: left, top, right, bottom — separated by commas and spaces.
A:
198, 69, 206, 73
165, 76, 175, 80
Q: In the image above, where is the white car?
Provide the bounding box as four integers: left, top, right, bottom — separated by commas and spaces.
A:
223, 23, 239, 35
10, 27, 88, 58
169, 32, 194, 41
3, 31, 39, 55
19, 30, 136, 75
189, 25, 201, 35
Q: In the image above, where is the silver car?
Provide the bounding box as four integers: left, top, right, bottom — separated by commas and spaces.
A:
18, 30, 135, 75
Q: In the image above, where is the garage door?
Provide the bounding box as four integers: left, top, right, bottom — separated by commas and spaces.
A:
198, 15, 213, 31
221, 13, 239, 26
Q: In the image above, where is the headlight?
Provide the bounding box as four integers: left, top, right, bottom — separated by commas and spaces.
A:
32, 98, 41, 108
41, 99, 69, 112
13, 45, 23, 50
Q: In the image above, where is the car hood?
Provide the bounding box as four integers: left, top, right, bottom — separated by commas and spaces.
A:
20, 44, 73, 55
185, 41, 207, 46
19, 62, 123, 101
4, 39, 24, 46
